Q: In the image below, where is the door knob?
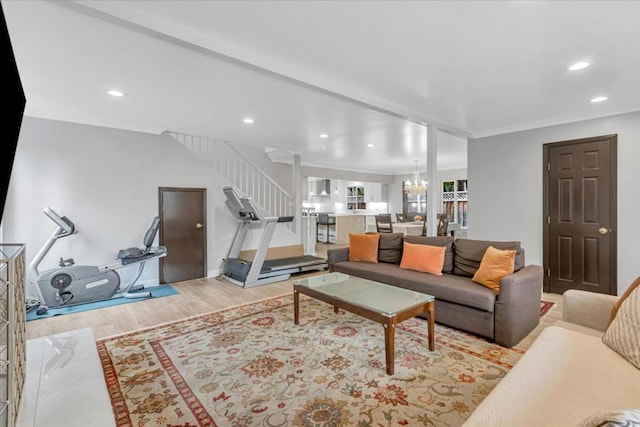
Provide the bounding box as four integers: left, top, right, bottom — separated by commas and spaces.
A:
196, 223, 204, 229
598, 227, 609, 235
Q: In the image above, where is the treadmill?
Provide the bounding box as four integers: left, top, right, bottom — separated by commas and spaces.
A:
221, 186, 328, 288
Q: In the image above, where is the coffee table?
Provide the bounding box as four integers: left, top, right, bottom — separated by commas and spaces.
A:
293, 272, 435, 375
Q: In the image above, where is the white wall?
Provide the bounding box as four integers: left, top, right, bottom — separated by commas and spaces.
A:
3, 117, 298, 297
387, 174, 406, 215
438, 168, 468, 184
437, 131, 468, 170
469, 111, 640, 295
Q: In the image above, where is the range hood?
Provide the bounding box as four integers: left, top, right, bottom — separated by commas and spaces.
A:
310, 178, 331, 196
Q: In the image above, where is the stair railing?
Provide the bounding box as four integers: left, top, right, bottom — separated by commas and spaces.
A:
164, 131, 294, 231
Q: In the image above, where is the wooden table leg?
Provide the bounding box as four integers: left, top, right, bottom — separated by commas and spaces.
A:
384, 320, 396, 375
426, 301, 435, 351
294, 289, 300, 325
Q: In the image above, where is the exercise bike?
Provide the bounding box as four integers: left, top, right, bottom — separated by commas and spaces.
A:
30, 207, 167, 315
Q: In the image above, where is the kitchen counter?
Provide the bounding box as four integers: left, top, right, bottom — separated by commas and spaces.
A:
328, 212, 378, 217
327, 214, 367, 244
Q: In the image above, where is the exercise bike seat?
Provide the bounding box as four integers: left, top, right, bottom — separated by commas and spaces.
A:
117, 246, 167, 264
117, 247, 145, 259
116, 216, 166, 264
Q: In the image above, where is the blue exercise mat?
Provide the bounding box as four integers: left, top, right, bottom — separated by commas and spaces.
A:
26, 284, 179, 321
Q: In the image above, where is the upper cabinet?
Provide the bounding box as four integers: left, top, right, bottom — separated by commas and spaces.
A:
345, 182, 383, 210
364, 182, 382, 202
346, 185, 366, 210
442, 179, 468, 228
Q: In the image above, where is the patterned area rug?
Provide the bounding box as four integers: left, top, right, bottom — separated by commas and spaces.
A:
540, 300, 556, 318
97, 295, 530, 427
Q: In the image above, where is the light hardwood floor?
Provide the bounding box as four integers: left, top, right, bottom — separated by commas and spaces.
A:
26, 243, 564, 350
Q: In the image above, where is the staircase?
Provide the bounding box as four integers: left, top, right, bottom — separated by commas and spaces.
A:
164, 131, 294, 231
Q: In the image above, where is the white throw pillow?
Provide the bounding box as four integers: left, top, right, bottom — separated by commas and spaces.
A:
577, 408, 640, 427
602, 285, 640, 370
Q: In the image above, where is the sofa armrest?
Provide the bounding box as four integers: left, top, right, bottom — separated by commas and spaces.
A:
562, 289, 618, 332
494, 265, 544, 347
327, 247, 349, 272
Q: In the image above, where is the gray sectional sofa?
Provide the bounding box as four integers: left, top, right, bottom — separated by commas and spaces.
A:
327, 234, 543, 347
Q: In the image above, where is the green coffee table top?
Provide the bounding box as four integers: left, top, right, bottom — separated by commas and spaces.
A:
294, 272, 434, 317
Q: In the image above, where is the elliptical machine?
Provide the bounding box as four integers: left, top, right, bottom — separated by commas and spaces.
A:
30, 207, 167, 315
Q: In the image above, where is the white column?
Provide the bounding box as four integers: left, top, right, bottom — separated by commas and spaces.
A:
426, 125, 438, 236
292, 152, 302, 237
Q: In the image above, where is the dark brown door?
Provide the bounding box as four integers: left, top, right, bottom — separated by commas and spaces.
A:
544, 135, 617, 295
159, 187, 207, 283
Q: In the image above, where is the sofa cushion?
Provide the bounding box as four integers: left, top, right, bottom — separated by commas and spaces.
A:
332, 261, 497, 312
472, 246, 517, 291
555, 320, 604, 338
405, 236, 454, 273
602, 285, 640, 369
454, 239, 523, 277
377, 232, 404, 264
348, 233, 379, 263
399, 242, 445, 276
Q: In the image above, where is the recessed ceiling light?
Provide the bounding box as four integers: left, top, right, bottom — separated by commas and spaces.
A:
590, 96, 608, 103
107, 89, 125, 97
319, 133, 329, 138
366, 143, 375, 148
243, 118, 254, 124
569, 61, 590, 71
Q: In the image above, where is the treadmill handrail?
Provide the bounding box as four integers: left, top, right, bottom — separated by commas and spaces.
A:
239, 196, 278, 222
223, 186, 245, 219
223, 186, 278, 222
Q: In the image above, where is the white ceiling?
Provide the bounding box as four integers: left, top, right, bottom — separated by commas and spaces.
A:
4, 1, 640, 174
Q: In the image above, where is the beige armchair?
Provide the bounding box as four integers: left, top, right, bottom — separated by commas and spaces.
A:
464, 287, 639, 426
560, 289, 618, 333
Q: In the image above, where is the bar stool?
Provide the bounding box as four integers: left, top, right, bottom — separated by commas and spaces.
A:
316, 213, 336, 243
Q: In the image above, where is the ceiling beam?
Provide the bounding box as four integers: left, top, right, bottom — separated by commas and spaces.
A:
60, 0, 472, 139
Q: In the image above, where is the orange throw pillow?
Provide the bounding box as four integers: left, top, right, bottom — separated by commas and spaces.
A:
399, 242, 446, 276
472, 245, 517, 291
348, 233, 380, 263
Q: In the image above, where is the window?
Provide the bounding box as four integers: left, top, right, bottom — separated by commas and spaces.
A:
402, 182, 426, 219
442, 179, 468, 228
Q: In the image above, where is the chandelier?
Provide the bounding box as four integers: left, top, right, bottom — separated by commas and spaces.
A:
404, 160, 427, 196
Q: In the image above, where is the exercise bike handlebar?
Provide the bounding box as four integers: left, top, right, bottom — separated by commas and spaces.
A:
44, 206, 77, 237
30, 207, 79, 276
